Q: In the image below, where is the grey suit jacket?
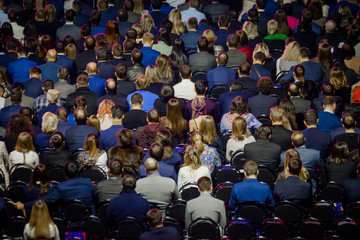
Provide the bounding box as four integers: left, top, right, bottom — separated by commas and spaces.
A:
5, 95, 34, 108
290, 96, 311, 114
189, 51, 216, 73
185, 193, 227, 230
226, 49, 247, 70
135, 174, 180, 216
56, 23, 80, 40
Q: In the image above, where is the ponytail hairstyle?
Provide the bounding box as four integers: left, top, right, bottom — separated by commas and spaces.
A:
50, 131, 65, 149
83, 133, 100, 160
154, 129, 174, 161
28, 163, 50, 197
191, 97, 207, 119
293, 64, 305, 86
184, 145, 202, 170
190, 131, 205, 154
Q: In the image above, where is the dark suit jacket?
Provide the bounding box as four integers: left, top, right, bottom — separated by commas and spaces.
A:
250, 64, 271, 82
302, 127, 331, 166
75, 49, 97, 73
317, 111, 342, 132
189, 51, 216, 73
39, 61, 62, 83
24, 77, 43, 98
97, 61, 116, 79
74, 11, 90, 27
118, 21, 133, 37
206, 66, 236, 91
226, 49, 247, 70
56, 23, 80, 40
151, 10, 168, 28
96, 93, 129, 111
57, 55, 77, 83
57, 120, 74, 136
290, 96, 311, 114
8, 57, 37, 84
244, 139, 281, 171
274, 176, 311, 206
139, 227, 179, 240
219, 91, 248, 115
248, 94, 278, 117
344, 177, 360, 204
0, 104, 22, 127
282, 61, 323, 86
214, 29, 231, 50
66, 87, 99, 115
65, 124, 99, 153
116, 80, 137, 98
28, 53, 45, 65
270, 125, 293, 152
203, 2, 229, 25
180, 30, 202, 54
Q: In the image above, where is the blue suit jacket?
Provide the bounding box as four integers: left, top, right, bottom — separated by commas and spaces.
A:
100, 125, 125, 151
139, 161, 178, 183
139, 227, 179, 240
219, 91, 248, 115
8, 57, 37, 84
35, 132, 52, 153
65, 125, 99, 153
24, 77, 43, 98
317, 111, 342, 132
0, 104, 22, 127
248, 94, 278, 117
118, 21, 133, 37
250, 64, 271, 82
74, 11, 90, 27
99, 10, 117, 27
180, 31, 202, 54
39, 62, 62, 83
214, 29, 231, 50
141, 47, 160, 67
88, 75, 107, 97
151, 11, 168, 29
281, 146, 320, 175
229, 179, 275, 211
106, 190, 150, 230
302, 127, 331, 166
274, 176, 311, 205
0, 52, 14, 68
57, 55, 77, 83
57, 120, 73, 136
344, 177, 360, 204
91, 26, 105, 35
206, 66, 236, 91
282, 61, 323, 86
97, 61, 116, 80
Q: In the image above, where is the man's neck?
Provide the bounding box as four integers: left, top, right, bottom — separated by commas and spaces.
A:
196, 94, 205, 98
219, 27, 228, 30
239, 74, 250, 78
117, 78, 126, 81
272, 121, 283, 125
132, 105, 142, 110
246, 175, 257, 180
253, 61, 262, 65
345, 128, 355, 133
59, 79, 68, 83
306, 124, 317, 128
112, 119, 123, 125
143, 44, 152, 48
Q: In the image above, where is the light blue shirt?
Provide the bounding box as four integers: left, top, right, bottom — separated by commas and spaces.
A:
0, 10, 9, 26
181, 7, 206, 25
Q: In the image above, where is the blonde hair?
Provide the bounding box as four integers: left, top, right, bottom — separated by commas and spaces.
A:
242, 21, 258, 40
29, 200, 55, 239
232, 117, 251, 141
190, 131, 205, 154
283, 149, 310, 181
267, 19, 279, 35
86, 115, 101, 132
65, 43, 77, 60
184, 145, 202, 170
42, 112, 58, 133
141, 14, 156, 33
83, 133, 100, 159
132, 23, 143, 37
281, 41, 300, 61
156, 54, 173, 83
169, 9, 186, 35
133, 0, 145, 15
253, 43, 271, 59
203, 29, 217, 43
45, 4, 57, 23
330, 67, 348, 90
15, 132, 35, 165
145, 65, 161, 83
97, 99, 114, 122
199, 116, 217, 146
46, 89, 59, 103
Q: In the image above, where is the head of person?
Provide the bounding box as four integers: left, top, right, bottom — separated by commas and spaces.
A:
184, 145, 202, 170
160, 84, 174, 101
288, 83, 300, 97
257, 125, 272, 140
236, 30, 249, 47
243, 161, 258, 178
122, 174, 136, 191
230, 96, 248, 115
267, 19, 279, 35
111, 104, 124, 121
270, 106, 285, 123
117, 128, 134, 148
154, 129, 173, 160
325, 20, 336, 33
98, 99, 115, 119
86, 115, 101, 132
46, 89, 59, 104
149, 142, 164, 162
144, 157, 159, 174
218, 14, 230, 29
304, 109, 318, 126
291, 131, 306, 148
109, 159, 122, 176
115, 63, 127, 80
20, 107, 34, 121
131, 48, 143, 64
30, 66, 41, 79
230, 80, 243, 92
135, 75, 150, 90
76, 74, 89, 88
253, 51, 266, 64
293, 64, 305, 83
83, 133, 101, 159
74, 107, 88, 125
180, 65, 192, 79
342, 114, 355, 130
329, 142, 349, 165
232, 116, 251, 141
197, 36, 209, 52
42, 112, 58, 134
130, 93, 143, 108
9, 87, 22, 104
143, 32, 155, 46
281, 41, 300, 61
256, 0, 267, 10
298, 47, 310, 61
217, 52, 228, 66
329, 67, 348, 91
187, 17, 198, 30
227, 34, 240, 49
58, 67, 69, 81
191, 97, 206, 120
147, 108, 160, 123
29, 163, 50, 190
197, 176, 212, 193
238, 62, 251, 76
64, 161, 79, 179
242, 21, 258, 40
146, 208, 163, 229
254, 43, 271, 59
50, 131, 65, 149
288, 157, 302, 176
15, 132, 35, 154
323, 96, 336, 111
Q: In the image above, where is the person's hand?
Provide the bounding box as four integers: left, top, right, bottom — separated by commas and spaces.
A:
14, 202, 24, 210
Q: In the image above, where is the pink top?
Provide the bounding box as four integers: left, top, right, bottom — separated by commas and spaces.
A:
287, 16, 300, 30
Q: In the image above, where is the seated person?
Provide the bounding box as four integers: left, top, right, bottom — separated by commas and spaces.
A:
123, 93, 148, 129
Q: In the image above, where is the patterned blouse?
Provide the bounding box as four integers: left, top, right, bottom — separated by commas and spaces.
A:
201, 144, 221, 173
220, 112, 262, 134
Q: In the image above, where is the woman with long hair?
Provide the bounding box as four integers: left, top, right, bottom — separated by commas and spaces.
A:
190, 132, 220, 174
253, 43, 276, 77
242, 21, 263, 50
40, 35, 53, 52
145, 65, 162, 96
168, 9, 186, 36
35, 112, 58, 153
220, 96, 262, 133
343, 43, 360, 75
279, 99, 298, 130
327, 142, 356, 186
156, 54, 173, 84
168, 38, 188, 84
329, 67, 350, 103
178, 145, 211, 189
203, 29, 223, 56
189, 97, 207, 133
276, 148, 309, 182
140, 14, 156, 35
293, 64, 318, 100
65, 43, 77, 60
9, 132, 39, 169
23, 200, 60, 240
275, 9, 292, 36
133, 0, 148, 15
276, 41, 300, 75
97, 100, 114, 131
199, 116, 222, 150
226, 117, 256, 162
105, 21, 121, 45
160, 98, 188, 144
312, 42, 332, 73
108, 128, 143, 174
0, 70, 11, 98
86, 115, 101, 132
153, 28, 173, 56
77, 133, 108, 174
236, 30, 253, 62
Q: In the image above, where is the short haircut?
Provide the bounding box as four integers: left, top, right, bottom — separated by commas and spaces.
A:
10, 87, 22, 104
151, 0, 162, 9
64, 161, 78, 178
149, 142, 164, 161
109, 159, 122, 175
77, 74, 89, 86
194, 80, 206, 95
20, 107, 34, 119
160, 84, 174, 99
288, 83, 300, 96
187, 17, 198, 29
136, 75, 150, 90
304, 109, 318, 125
13, 82, 25, 91
298, 47, 310, 59
253, 51, 266, 62
147, 108, 160, 122
257, 77, 273, 95
131, 49, 143, 63
115, 63, 127, 79
142, 32, 154, 44
270, 106, 284, 122
239, 62, 251, 75
56, 107, 68, 121
47, 89, 59, 103
65, 9, 76, 21
123, 39, 135, 51
243, 161, 258, 175
217, 52, 228, 66
17, 46, 29, 55
111, 105, 124, 119
291, 131, 305, 147
54, 40, 65, 53
230, 80, 243, 91
197, 37, 209, 51
131, 93, 143, 105
322, 83, 334, 95
112, 43, 123, 57
74, 107, 87, 124
180, 65, 191, 79
146, 209, 162, 228
117, 128, 134, 148
96, 47, 108, 61
85, 36, 95, 49
323, 96, 336, 106
117, 9, 128, 21
227, 34, 239, 48
58, 67, 69, 80
126, 28, 137, 40
7, 8, 17, 21
342, 114, 355, 129
74, 96, 86, 108
256, 0, 267, 9
90, 10, 101, 25
197, 176, 211, 192
218, 14, 229, 27
257, 125, 272, 140
122, 175, 136, 190
105, 79, 117, 93
288, 157, 302, 176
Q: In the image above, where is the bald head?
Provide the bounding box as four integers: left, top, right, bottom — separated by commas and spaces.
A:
105, 78, 117, 93
46, 49, 57, 62
291, 131, 306, 148
86, 62, 98, 75
217, 52, 228, 66
325, 20, 336, 33
144, 158, 159, 174
288, 83, 300, 97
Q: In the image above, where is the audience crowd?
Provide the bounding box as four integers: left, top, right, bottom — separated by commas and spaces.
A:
0, 0, 360, 238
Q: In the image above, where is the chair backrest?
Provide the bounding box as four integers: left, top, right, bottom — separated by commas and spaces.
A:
225, 220, 254, 240
318, 182, 344, 203
61, 200, 91, 222
191, 71, 207, 82
256, 115, 272, 127
53, 217, 70, 240
9, 164, 33, 184
299, 220, 325, 240
257, 165, 276, 189
236, 204, 266, 223
188, 217, 221, 240
213, 183, 233, 204
214, 147, 226, 166
180, 183, 200, 201
6, 181, 26, 202
230, 150, 246, 171
78, 166, 107, 184
336, 220, 360, 240
96, 201, 110, 222
163, 217, 184, 238
262, 220, 289, 240
116, 216, 145, 239
47, 165, 66, 184
79, 216, 107, 239
6, 216, 27, 238
213, 166, 242, 186
166, 200, 187, 226
310, 201, 338, 223
345, 202, 360, 222
274, 201, 303, 223
208, 84, 226, 101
